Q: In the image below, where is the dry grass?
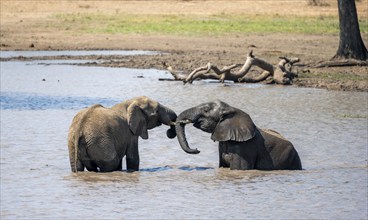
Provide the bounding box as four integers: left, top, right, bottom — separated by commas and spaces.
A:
1, 0, 367, 18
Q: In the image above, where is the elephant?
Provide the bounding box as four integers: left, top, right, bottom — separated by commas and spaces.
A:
175, 100, 302, 170
68, 96, 177, 172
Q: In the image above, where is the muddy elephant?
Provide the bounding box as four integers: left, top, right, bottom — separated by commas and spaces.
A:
68, 96, 177, 172
175, 100, 302, 170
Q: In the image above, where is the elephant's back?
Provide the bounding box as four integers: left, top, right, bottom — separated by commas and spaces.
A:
260, 128, 291, 144
259, 128, 294, 154
259, 128, 302, 170
79, 106, 131, 157
82, 106, 129, 135
68, 107, 93, 141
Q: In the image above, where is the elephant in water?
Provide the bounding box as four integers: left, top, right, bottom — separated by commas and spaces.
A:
175, 100, 302, 170
68, 96, 177, 172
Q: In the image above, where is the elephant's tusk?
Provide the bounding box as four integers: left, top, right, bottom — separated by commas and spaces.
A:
177, 119, 192, 124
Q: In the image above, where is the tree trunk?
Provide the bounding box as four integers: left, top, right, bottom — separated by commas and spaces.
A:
334, 0, 368, 60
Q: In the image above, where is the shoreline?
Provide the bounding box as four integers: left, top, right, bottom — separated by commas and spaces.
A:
1, 47, 367, 92
1, 0, 367, 92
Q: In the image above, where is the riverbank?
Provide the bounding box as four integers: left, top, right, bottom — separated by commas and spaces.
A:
1, 0, 367, 91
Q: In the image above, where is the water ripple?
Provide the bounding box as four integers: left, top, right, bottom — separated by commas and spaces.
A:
0, 92, 119, 110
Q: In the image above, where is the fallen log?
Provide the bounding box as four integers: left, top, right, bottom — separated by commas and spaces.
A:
164, 51, 300, 85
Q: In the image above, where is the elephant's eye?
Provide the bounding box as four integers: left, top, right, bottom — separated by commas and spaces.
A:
203, 106, 211, 113
150, 111, 157, 116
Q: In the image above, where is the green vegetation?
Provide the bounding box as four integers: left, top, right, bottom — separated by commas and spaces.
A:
51, 13, 368, 36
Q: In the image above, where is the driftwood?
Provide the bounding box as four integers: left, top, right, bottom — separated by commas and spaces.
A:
164, 51, 300, 85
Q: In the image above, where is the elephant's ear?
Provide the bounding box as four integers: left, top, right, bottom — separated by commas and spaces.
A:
211, 110, 256, 142
127, 103, 148, 139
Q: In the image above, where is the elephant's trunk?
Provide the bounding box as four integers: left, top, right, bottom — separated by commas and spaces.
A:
175, 108, 200, 154
158, 105, 177, 139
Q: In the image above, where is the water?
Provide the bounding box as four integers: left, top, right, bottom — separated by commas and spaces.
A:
1, 53, 367, 219
0, 50, 158, 59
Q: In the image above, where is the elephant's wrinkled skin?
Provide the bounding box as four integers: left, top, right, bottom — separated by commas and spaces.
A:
68, 96, 177, 172
175, 100, 302, 170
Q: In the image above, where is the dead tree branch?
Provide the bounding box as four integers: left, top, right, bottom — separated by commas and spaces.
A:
164, 51, 300, 85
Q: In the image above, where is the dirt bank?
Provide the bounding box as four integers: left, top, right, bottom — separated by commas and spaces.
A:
1, 0, 367, 91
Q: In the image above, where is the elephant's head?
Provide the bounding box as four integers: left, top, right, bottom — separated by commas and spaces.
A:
175, 100, 257, 154
127, 96, 177, 140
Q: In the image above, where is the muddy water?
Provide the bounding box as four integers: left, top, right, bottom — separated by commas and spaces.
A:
1, 55, 367, 219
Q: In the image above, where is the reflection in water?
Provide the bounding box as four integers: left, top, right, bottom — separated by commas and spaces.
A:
140, 166, 213, 172
0, 55, 367, 219
177, 166, 213, 171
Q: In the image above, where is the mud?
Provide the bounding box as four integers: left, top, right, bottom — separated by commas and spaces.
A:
2, 49, 367, 91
